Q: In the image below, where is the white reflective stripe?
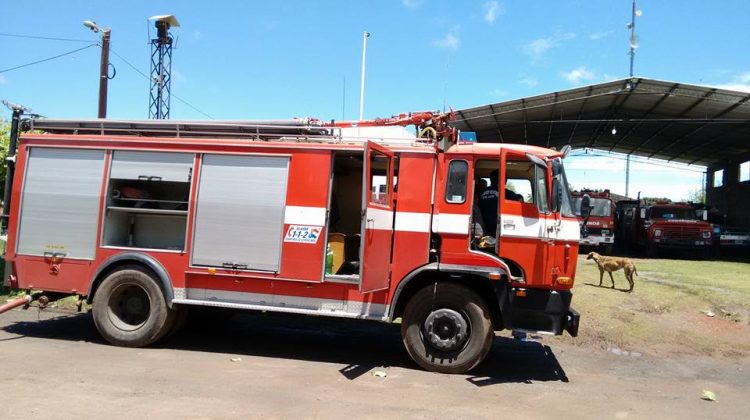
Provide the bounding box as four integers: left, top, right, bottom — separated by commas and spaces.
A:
366, 207, 394, 230
395, 212, 431, 233
432, 213, 470, 235
173, 288, 388, 320
499, 214, 545, 238
284, 206, 327, 226
499, 214, 581, 242
557, 219, 581, 241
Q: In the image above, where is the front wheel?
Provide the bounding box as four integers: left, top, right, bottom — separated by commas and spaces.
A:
401, 283, 494, 374
92, 266, 176, 347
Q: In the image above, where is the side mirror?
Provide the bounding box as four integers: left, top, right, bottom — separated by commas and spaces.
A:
551, 178, 559, 213
551, 176, 563, 213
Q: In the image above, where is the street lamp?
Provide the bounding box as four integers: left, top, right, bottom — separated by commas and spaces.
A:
82, 20, 111, 118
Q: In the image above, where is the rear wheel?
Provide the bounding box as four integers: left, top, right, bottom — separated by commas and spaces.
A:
401, 283, 493, 374
92, 266, 175, 347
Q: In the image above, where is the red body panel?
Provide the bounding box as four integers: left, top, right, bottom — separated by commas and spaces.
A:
5, 133, 578, 317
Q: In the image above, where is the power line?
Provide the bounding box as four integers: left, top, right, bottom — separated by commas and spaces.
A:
109, 48, 214, 119
109, 48, 149, 79
570, 150, 706, 173
0, 43, 99, 74
0, 32, 92, 43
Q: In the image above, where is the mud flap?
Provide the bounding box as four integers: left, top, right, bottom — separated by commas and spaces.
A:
564, 308, 580, 337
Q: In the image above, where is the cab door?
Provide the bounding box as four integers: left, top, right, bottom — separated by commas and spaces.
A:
497, 150, 551, 286
359, 141, 395, 293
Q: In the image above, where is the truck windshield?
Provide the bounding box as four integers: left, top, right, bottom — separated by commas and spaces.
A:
650, 207, 697, 220
573, 197, 612, 217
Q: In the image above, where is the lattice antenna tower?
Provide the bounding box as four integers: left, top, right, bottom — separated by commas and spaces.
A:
148, 15, 180, 119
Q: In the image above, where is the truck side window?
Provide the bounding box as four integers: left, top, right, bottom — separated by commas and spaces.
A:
369, 151, 390, 206
505, 161, 535, 204
445, 160, 468, 203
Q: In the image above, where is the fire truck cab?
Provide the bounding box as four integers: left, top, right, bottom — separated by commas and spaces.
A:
572, 189, 616, 255
625, 202, 712, 258
3, 115, 580, 374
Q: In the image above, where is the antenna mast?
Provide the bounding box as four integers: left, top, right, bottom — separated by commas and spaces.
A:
149, 15, 179, 119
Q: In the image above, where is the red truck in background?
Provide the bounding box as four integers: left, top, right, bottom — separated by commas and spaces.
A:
572, 190, 616, 255
619, 201, 712, 258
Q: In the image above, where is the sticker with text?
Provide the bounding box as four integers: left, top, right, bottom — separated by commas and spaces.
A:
284, 225, 323, 244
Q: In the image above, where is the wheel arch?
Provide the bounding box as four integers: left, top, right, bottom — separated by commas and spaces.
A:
86, 252, 175, 308
388, 263, 506, 330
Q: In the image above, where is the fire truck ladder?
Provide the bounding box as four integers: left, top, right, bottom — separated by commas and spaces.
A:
22, 111, 454, 148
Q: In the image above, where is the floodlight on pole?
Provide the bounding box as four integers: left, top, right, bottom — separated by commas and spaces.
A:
358, 31, 370, 121
82, 20, 111, 118
148, 14, 180, 120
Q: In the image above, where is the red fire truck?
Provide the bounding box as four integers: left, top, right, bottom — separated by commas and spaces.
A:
571, 190, 616, 255
620, 201, 712, 258
2, 112, 580, 373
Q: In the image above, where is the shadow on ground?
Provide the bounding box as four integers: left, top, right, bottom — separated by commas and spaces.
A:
1, 310, 568, 385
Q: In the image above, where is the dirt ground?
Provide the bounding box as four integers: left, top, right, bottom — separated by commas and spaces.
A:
1, 305, 748, 420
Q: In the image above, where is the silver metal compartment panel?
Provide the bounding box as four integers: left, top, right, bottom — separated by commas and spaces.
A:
17, 148, 105, 259
191, 154, 289, 272
109, 151, 193, 182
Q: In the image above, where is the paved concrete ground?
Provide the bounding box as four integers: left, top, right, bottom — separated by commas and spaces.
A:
1, 308, 748, 419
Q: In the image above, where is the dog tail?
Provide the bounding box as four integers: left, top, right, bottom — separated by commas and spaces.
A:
634, 265, 639, 276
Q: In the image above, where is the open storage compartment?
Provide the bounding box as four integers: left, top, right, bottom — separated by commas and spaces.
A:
102, 151, 194, 251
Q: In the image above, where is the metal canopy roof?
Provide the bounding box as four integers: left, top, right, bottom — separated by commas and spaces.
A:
454, 77, 750, 166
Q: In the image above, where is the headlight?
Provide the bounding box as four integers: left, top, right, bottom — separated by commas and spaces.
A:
653, 229, 662, 237
702, 231, 711, 239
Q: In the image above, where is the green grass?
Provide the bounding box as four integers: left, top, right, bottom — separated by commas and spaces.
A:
560, 255, 750, 357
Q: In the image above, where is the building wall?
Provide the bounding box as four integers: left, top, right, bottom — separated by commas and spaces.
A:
706, 153, 750, 228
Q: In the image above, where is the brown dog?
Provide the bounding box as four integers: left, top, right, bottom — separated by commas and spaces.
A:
586, 252, 638, 292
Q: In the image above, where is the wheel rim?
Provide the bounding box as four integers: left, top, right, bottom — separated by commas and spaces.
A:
107, 283, 151, 332
423, 308, 470, 352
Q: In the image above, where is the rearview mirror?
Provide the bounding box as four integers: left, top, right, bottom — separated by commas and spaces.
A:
581, 194, 591, 219
560, 145, 572, 158
525, 152, 547, 168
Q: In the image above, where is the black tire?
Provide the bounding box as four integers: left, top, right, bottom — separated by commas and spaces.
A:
401, 282, 494, 374
164, 304, 189, 339
92, 266, 175, 347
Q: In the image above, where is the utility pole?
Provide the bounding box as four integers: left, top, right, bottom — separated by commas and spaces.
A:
625, 0, 641, 194
627, 0, 642, 77
83, 21, 111, 118
359, 31, 370, 120
625, 154, 631, 197
98, 29, 111, 118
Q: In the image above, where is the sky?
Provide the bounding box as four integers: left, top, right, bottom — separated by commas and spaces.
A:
1, 0, 748, 200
